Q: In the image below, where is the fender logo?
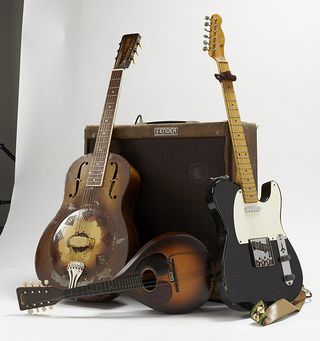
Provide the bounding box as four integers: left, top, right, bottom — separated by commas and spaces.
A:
154, 127, 179, 136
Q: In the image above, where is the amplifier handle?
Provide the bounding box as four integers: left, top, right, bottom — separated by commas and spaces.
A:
134, 115, 198, 125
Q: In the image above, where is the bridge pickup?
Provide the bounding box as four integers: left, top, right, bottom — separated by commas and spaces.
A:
277, 234, 294, 286
249, 237, 275, 268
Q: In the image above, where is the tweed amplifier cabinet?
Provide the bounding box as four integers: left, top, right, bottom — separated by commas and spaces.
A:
84, 121, 257, 258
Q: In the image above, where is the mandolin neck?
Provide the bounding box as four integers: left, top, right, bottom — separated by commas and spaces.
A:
64, 273, 142, 298
86, 69, 124, 187
217, 61, 258, 203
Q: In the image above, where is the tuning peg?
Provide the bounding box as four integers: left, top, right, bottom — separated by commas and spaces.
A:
38, 280, 43, 287
41, 307, 47, 312
203, 40, 209, 45
23, 282, 28, 287
48, 305, 54, 310
204, 22, 210, 27
203, 46, 208, 51
205, 16, 210, 20
43, 279, 49, 286
204, 28, 210, 33
203, 35, 209, 39
28, 309, 34, 315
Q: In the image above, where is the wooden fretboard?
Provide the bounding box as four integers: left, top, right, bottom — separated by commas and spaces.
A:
65, 274, 142, 298
217, 61, 258, 203
86, 69, 123, 187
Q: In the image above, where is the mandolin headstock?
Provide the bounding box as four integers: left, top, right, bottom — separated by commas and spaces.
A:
114, 33, 141, 69
16, 280, 64, 314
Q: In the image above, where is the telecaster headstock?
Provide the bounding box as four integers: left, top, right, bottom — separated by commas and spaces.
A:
203, 14, 226, 62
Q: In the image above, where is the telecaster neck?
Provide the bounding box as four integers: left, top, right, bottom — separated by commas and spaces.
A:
217, 61, 258, 203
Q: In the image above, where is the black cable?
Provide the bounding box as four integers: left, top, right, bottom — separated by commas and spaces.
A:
0, 143, 15, 161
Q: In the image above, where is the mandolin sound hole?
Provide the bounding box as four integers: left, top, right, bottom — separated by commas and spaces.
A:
141, 269, 157, 292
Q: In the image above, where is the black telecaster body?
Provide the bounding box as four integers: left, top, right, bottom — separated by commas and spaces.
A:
207, 178, 303, 310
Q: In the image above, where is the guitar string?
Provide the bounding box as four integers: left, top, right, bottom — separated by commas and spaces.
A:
80, 70, 124, 233
73, 69, 123, 236
219, 67, 258, 239
71, 72, 118, 235
25, 266, 216, 307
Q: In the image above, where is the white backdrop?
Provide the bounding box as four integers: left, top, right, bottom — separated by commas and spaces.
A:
0, 0, 319, 339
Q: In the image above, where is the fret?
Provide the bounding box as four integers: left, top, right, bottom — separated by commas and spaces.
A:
125, 276, 130, 289
130, 276, 135, 289
242, 182, 256, 187
229, 123, 243, 128
132, 275, 137, 288
96, 282, 102, 293
232, 143, 247, 149
233, 141, 247, 147
86, 68, 123, 187
232, 131, 245, 138
227, 113, 240, 118
239, 169, 253, 175
218, 62, 259, 203
243, 197, 258, 203
237, 161, 252, 166
243, 190, 258, 195
235, 156, 251, 161
127, 276, 133, 289
230, 126, 245, 133
133, 275, 140, 288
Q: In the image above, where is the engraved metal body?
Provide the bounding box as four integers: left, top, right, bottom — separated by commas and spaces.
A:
35, 152, 140, 293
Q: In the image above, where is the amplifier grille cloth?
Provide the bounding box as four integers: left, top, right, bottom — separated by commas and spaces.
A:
105, 137, 226, 256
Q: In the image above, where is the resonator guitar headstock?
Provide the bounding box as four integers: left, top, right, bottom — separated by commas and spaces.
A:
114, 33, 141, 69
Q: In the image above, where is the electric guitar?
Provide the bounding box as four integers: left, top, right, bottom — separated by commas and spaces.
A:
19, 233, 213, 314
204, 14, 303, 310
35, 34, 141, 299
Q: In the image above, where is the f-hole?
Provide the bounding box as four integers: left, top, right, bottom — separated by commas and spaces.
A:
108, 161, 118, 199
141, 268, 157, 292
69, 161, 88, 198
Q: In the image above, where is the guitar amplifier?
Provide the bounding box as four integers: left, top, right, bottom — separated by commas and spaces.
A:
84, 121, 257, 259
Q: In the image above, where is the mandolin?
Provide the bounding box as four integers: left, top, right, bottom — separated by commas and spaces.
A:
204, 14, 303, 310
35, 34, 141, 299
19, 233, 213, 314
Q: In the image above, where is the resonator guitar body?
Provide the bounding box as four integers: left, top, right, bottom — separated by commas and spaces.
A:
35, 34, 142, 300
35, 152, 140, 298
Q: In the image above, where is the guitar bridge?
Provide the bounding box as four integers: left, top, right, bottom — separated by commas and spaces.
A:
168, 257, 179, 292
277, 234, 294, 286
249, 237, 275, 268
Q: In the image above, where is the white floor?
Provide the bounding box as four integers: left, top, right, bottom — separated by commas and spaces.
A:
0, 266, 317, 341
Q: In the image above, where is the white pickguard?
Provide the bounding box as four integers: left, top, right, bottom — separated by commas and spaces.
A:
233, 181, 286, 244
